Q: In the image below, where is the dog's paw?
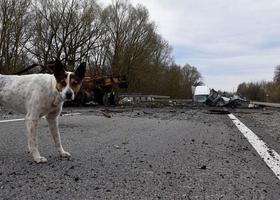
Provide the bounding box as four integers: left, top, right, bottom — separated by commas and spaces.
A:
34, 156, 47, 163
60, 151, 71, 158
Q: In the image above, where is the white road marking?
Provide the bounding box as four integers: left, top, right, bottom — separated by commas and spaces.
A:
0, 112, 81, 124
228, 113, 280, 180
0, 118, 24, 123
61, 112, 81, 117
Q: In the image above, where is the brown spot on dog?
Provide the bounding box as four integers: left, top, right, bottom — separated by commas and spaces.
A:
56, 76, 68, 92
56, 82, 65, 92
69, 74, 82, 93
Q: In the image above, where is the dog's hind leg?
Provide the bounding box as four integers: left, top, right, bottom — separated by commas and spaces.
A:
46, 112, 71, 158
25, 116, 47, 163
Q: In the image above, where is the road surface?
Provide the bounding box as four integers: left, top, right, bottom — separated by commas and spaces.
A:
0, 106, 280, 199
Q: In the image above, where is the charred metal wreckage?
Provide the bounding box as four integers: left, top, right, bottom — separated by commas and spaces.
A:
205, 89, 255, 108
73, 75, 128, 106
15, 63, 128, 106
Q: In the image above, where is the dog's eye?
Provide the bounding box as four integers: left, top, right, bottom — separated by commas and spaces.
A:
72, 81, 78, 85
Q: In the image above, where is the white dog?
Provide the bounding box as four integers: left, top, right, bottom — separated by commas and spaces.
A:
0, 60, 86, 163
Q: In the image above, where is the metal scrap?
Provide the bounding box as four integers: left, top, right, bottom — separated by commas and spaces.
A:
205, 89, 254, 108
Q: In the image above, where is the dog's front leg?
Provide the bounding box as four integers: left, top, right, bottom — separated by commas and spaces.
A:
46, 115, 71, 158
25, 118, 47, 163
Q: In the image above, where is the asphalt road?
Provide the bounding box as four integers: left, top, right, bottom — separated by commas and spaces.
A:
0, 106, 280, 199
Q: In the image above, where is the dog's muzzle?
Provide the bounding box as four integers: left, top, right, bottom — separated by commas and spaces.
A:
65, 92, 73, 99
65, 91, 73, 100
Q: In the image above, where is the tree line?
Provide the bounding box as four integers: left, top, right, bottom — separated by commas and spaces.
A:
0, 0, 202, 99
237, 65, 280, 102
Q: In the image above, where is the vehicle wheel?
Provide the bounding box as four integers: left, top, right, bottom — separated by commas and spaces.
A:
94, 89, 104, 105
103, 93, 109, 106
109, 92, 119, 105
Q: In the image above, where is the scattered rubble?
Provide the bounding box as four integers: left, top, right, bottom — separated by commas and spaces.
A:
207, 108, 231, 115
102, 111, 112, 118
205, 89, 255, 108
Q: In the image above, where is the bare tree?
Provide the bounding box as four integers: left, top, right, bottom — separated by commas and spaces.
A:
101, 0, 170, 91
274, 65, 280, 85
181, 64, 203, 98
28, 0, 103, 69
237, 82, 267, 101
0, 0, 31, 73
0, 0, 206, 99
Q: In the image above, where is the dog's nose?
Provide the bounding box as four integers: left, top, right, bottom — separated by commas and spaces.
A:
66, 91, 73, 99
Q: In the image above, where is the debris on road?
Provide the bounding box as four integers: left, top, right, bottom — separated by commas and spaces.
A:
102, 111, 112, 118
101, 108, 130, 113
1, 105, 280, 199
205, 89, 255, 108
199, 165, 207, 170
207, 108, 231, 115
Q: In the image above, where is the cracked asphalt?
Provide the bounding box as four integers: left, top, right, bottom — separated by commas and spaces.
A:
0, 106, 280, 199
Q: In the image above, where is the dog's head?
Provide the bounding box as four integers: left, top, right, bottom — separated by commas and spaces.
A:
53, 60, 86, 101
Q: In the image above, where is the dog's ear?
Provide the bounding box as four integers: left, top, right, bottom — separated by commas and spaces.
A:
75, 62, 86, 81
53, 59, 65, 81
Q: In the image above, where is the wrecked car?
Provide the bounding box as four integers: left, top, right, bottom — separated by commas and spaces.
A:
205, 89, 254, 108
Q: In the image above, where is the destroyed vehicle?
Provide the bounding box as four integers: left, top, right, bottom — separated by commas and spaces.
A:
205, 89, 252, 108
72, 75, 128, 106
14, 62, 128, 106
193, 85, 210, 103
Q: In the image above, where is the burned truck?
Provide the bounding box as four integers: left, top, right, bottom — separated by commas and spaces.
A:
73, 75, 128, 106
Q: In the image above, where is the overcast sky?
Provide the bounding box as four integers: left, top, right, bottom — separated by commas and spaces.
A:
101, 0, 280, 91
